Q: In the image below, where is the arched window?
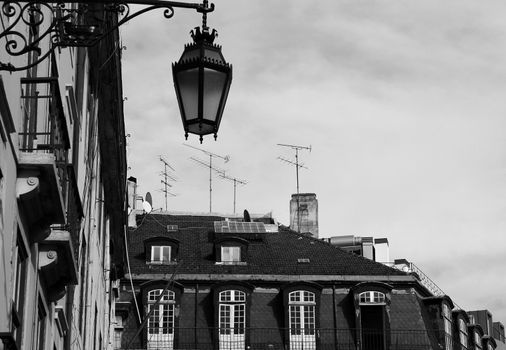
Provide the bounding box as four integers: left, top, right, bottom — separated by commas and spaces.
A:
359, 291, 386, 305
288, 290, 316, 350
353, 285, 392, 350
218, 290, 246, 350
147, 289, 176, 350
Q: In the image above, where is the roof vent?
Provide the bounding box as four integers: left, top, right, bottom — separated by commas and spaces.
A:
297, 258, 310, 264
167, 225, 178, 232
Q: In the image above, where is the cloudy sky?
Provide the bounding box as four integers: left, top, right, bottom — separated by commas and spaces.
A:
120, 1, 506, 324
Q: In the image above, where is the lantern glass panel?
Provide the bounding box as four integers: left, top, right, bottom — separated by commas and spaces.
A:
203, 68, 226, 122
176, 68, 199, 121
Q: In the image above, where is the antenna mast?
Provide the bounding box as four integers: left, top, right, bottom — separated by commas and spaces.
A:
184, 144, 230, 212
219, 173, 247, 214
159, 156, 177, 211
277, 143, 312, 233
188, 153, 228, 212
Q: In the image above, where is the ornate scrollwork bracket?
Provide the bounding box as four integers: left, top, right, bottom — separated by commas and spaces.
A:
0, 0, 214, 72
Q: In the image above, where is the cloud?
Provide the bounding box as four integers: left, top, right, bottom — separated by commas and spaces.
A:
122, 0, 506, 325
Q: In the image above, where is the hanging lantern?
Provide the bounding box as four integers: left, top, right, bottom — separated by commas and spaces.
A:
172, 26, 232, 143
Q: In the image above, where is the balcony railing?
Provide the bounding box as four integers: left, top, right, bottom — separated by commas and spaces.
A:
121, 327, 438, 350
19, 75, 70, 199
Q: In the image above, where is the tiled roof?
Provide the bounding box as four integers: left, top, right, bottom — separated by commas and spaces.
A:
127, 213, 406, 278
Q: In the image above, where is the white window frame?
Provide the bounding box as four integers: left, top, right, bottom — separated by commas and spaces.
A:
147, 289, 176, 350
474, 331, 483, 350
359, 291, 386, 305
151, 245, 171, 264
459, 318, 468, 349
219, 290, 246, 350
288, 290, 316, 350
442, 304, 453, 350
221, 246, 241, 264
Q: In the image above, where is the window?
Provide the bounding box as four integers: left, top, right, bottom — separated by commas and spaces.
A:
459, 319, 468, 349
151, 246, 171, 264
215, 238, 248, 265
114, 315, 124, 350
114, 329, 122, 350
12, 232, 28, 347
288, 291, 316, 350
358, 291, 387, 350
221, 246, 240, 264
79, 235, 87, 333
443, 304, 453, 350
145, 238, 179, 265
474, 331, 482, 350
35, 297, 47, 350
0, 170, 4, 233
359, 291, 386, 304
219, 290, 246, 350
147, 289, 175, 350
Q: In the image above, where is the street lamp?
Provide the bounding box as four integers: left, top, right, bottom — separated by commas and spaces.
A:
172, 23, 232, 143
0, 0, 231, 141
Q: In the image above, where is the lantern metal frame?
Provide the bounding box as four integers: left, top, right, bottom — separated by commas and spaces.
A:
0, 0, 214, 72
172, 25, 232, 142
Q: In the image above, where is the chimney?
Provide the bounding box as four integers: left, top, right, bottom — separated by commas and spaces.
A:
362, 237, 374, 260
127, 176, 138, 210
290, 193, 318, 238
374, 238, 390, 263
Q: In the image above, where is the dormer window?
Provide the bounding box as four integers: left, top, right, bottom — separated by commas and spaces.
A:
474, 331, 483, 350
454, 313, 469, 350
459, 319, 468, 347
151, 245, 171, 264
221, 246, 240, 263
351, 282, 393, 350
144, 237, 179, 265
215, 237, 248, 265
443, 303, 453, 350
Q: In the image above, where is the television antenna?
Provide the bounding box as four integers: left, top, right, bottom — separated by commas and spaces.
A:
277, 143, 312, 233
219, 173, 247, 214
159, 156, 177, 211
189, 156, 227, 213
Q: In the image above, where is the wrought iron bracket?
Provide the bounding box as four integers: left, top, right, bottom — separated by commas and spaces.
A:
0, 0, 214, 72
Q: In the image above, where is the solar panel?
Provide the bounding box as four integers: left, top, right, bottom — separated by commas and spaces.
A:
214, 221, 266, 234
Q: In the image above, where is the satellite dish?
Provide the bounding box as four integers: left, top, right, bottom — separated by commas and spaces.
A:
243, 209, 251, 222
143, 192, 153, 214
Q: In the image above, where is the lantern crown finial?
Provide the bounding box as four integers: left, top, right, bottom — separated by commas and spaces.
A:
191, 27, 217, 44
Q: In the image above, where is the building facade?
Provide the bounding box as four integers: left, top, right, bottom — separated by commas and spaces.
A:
0, 3, 126, 350
115, 210, 501, 350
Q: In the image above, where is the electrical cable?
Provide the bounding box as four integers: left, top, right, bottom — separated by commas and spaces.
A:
124, 222, 142, 324
125, 260, 183, 350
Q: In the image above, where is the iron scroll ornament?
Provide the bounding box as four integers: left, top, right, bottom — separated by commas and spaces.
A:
0, 0, 214, 72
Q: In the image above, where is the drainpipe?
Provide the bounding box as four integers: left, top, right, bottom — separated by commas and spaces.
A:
332, 285, 338, 347
195, 283, 199, 349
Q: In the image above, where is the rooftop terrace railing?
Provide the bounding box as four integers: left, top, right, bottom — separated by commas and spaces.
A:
383, 261, 462, 310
